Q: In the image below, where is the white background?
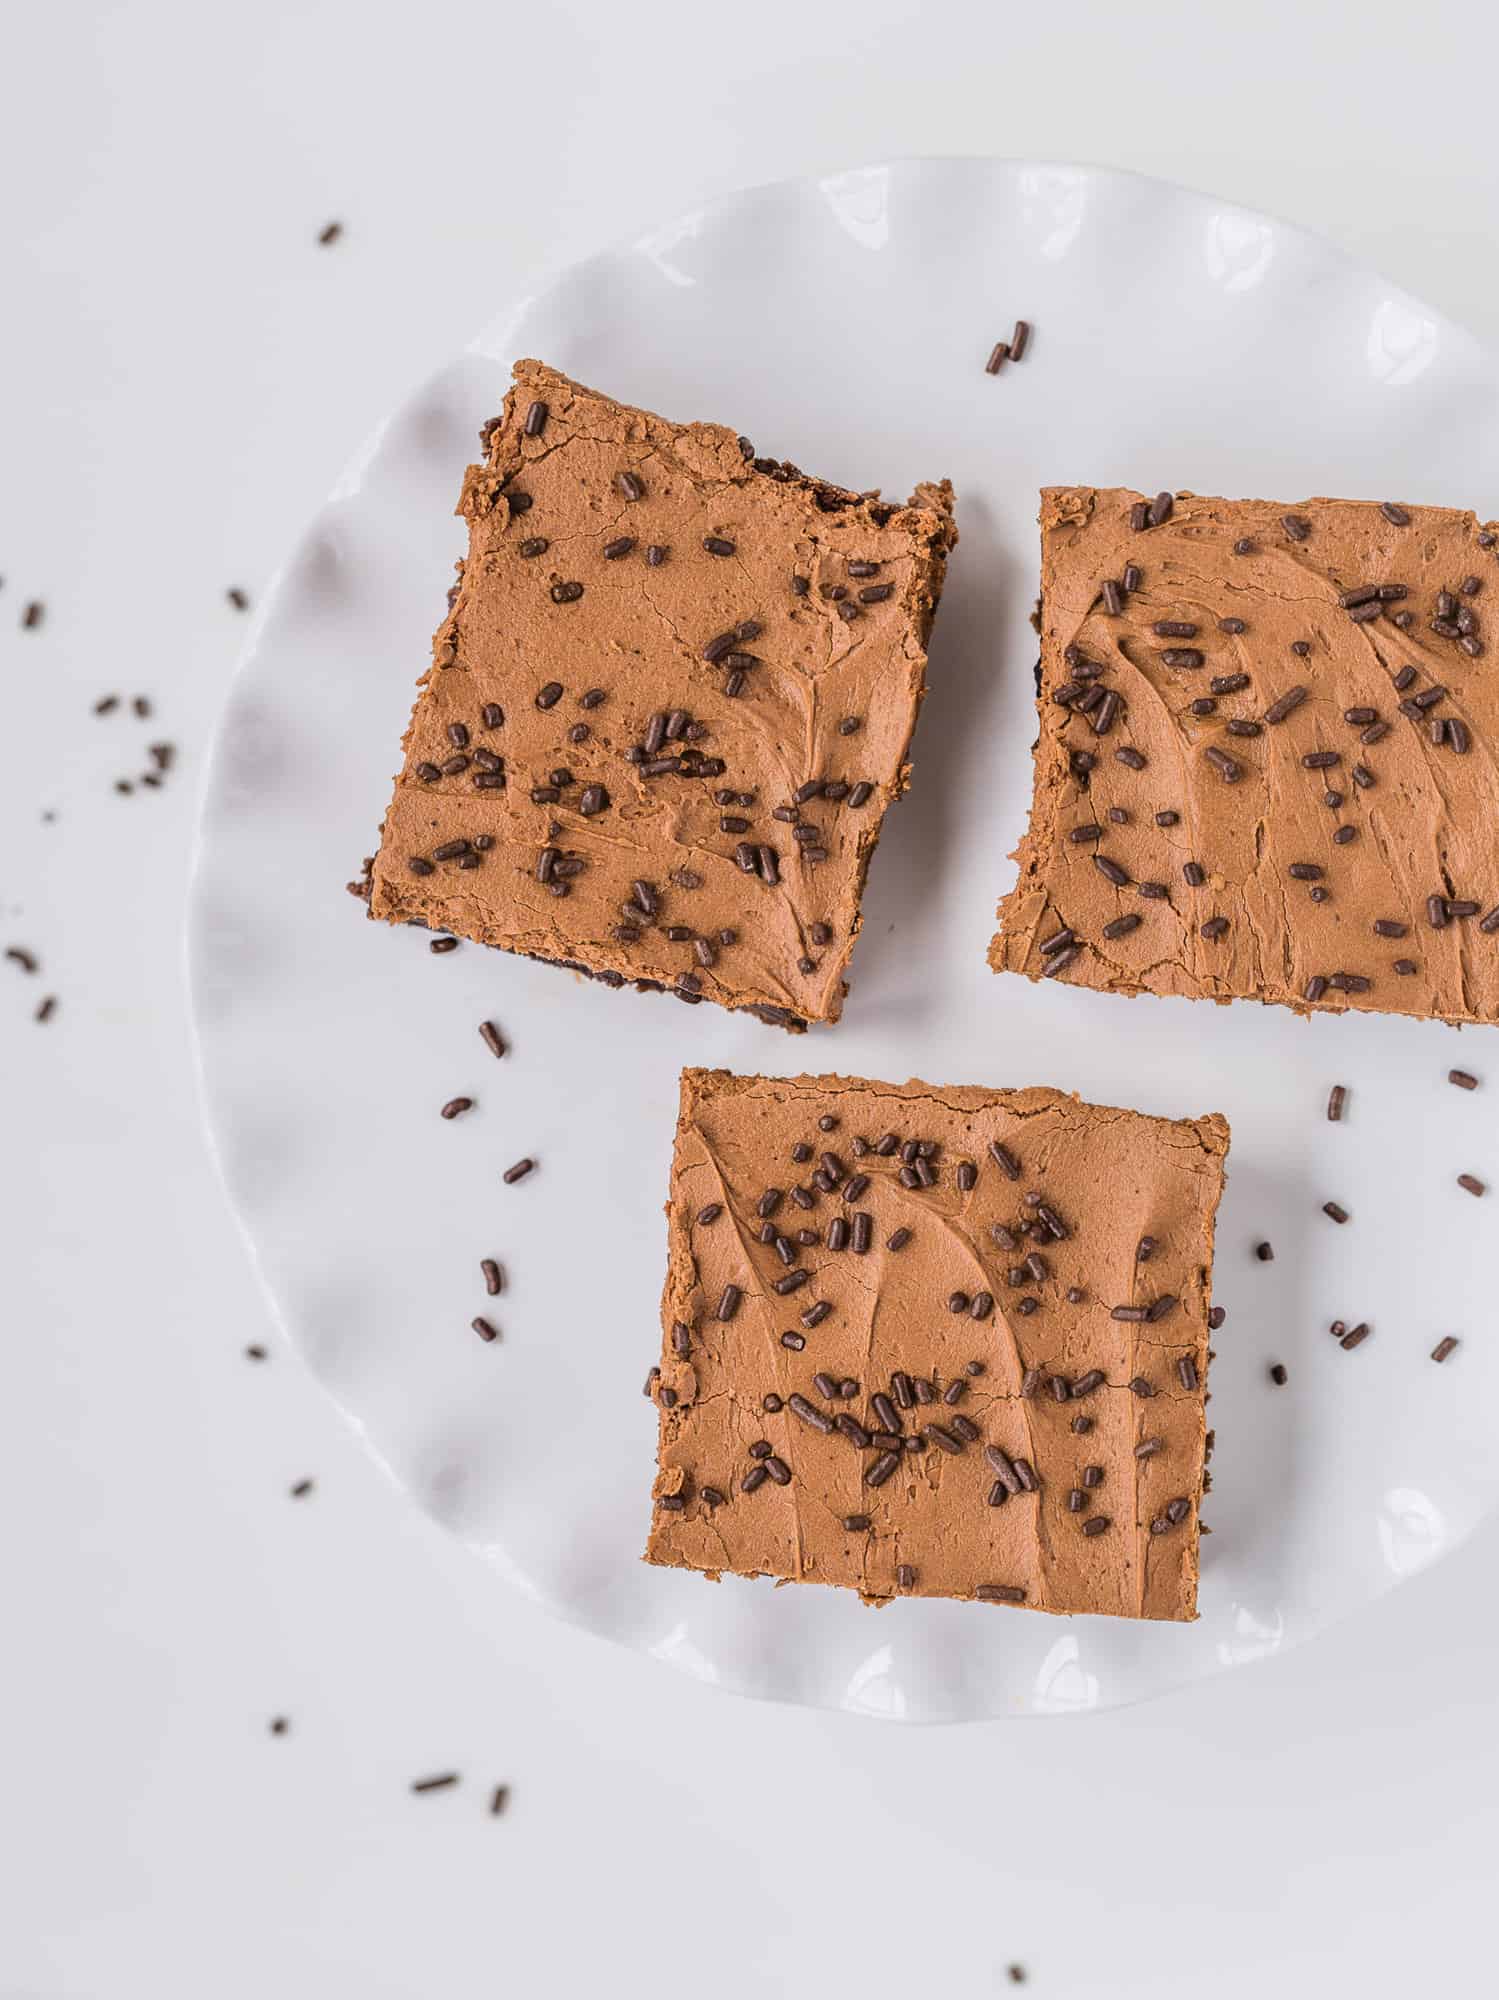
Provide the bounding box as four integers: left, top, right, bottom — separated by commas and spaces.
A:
3, 3, 1497, 1992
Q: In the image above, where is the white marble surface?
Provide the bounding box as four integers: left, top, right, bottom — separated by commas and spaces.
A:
4, 1, 1498, 1990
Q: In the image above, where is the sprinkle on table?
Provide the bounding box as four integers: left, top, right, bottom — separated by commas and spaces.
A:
317, 221, 343, 246
1269, 1363, 1288, 1385
410, 1772, 460, 1794
1255, 1240, 1275, 1262
1322, 1201, 1349, 1224
1449, 1069, 1479, 1091
1327, 1084, 1346, 1122
1431, 1337, 1460, 1364
1457, 1173, 1486, 1197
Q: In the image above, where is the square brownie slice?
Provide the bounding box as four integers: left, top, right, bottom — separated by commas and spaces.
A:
992, 486, 1499, 1023
366, 361, 957, 1029
645, 1069, 1229, 1621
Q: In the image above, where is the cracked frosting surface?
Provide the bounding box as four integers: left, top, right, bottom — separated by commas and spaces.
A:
992, 487, 1499, 1022
368, 360, 956, 1026
645, 1069, 1229, 1621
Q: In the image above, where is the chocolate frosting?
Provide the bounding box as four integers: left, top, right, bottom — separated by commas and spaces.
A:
368, 361, 956, 1025
994, 487, 1499, 1022
646, 1070, 1228, 1621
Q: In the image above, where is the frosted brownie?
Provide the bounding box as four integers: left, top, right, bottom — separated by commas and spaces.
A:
366, 361, 957, 1029
645, 1069, 1229, 1621
992, 487, 1499, 1022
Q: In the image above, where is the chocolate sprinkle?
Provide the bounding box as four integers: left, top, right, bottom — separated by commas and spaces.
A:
789, 1394, 834, 1435
1263, 685, 1309, 725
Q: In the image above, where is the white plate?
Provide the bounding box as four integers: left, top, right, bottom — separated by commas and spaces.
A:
189, 160, 1499, 1721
